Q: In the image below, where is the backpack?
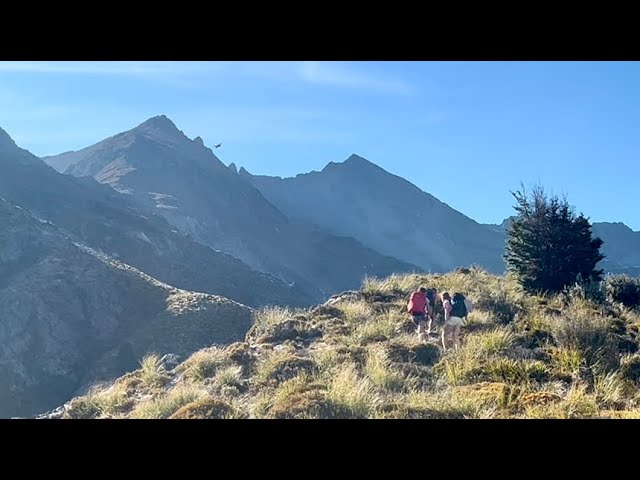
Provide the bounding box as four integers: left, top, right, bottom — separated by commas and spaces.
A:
407, 291, 427, 315
450, 293, 468, 318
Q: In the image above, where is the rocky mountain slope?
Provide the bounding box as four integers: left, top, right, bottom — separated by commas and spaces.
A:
0, 126, 310, 308
44, 117, 421, 300
0, 196, 254, 418
240, 154, 506, 274
45, 268, 640, 419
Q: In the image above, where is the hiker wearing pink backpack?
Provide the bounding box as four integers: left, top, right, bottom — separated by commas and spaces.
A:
407, 287, 430, 343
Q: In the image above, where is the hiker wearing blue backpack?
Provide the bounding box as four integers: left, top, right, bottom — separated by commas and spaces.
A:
441, 291, 473, 352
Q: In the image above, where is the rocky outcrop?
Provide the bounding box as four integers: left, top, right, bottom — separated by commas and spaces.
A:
0, 196, 254, 418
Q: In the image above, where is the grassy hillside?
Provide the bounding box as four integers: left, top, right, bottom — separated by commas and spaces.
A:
54, 268, 640, 419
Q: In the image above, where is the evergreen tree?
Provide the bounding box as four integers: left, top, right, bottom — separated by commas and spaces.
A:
504, 186, 604, 293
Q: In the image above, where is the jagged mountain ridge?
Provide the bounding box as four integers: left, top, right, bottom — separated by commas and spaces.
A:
44, 116, 422, 300
239, 154, 506, 274
0, 126, 311, 308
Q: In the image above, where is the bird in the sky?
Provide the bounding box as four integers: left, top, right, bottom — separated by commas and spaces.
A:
214, 143, 222, 149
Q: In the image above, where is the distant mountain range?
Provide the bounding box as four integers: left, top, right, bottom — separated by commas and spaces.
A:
240, 154, 506, 274
44, 116, 420, 301
482, 217, 640, 276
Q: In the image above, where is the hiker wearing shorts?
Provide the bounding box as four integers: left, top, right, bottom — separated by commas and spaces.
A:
407, 287, 430, 344
441, 291, 472, 352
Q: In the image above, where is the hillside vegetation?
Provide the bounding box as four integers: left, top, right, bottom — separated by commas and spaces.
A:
53, 268, 640, 419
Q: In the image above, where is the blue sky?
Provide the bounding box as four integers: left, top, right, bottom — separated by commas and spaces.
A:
1, 61, 639, 229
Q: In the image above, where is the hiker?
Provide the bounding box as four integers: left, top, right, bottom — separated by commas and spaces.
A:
407, 287, 430, 343
425, 288, 439, 335
427, 287, 444, 335
441, 291, 473, 352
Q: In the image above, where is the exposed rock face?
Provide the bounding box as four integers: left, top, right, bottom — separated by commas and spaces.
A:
0, 126, 311, 308
0, 196, 254, 418
44, 117, 420, 300
240, 154, 506, 274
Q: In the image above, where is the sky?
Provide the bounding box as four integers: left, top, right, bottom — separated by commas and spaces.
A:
1, 61, 639, 229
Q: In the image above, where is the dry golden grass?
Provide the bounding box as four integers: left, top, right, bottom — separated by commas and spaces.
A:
139, 354, 170, 389
61, 268, 640, 420
131, 385, 208, 419
325, 363, 380, 418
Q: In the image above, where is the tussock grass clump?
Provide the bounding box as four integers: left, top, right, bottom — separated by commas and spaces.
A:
169, 397, 240, 419
518, 391, 562, 410
387, 339, 441, 366
213, 365, 245, 395
364, 344, 411, 393
463, 327, 515, 358
434, 354, 475, 386
63, 396, 102, 419
350, 310, 401, 344
131, 385, 207, 419
325, 363, 380, 418
547, 306, 619, 370
336, 300, 374, 327
362, 274, 422, 297
598, 410, 640, 419
254, 306, 295, 328
63, 379, 137, 419
248, 306, 321, 344
378, 389, 493, 419
592, 372, 627, 409
265, 374, 332, 419
178, 347, 232, 382
449, 382, 508, 410
547, 346, 583, 379
311, 347, 343, 375
434, 327, 520, 386
92, 384, 135, 416
254, 349, 317, 385
524, 383, 599, 419
472, 358, 550, 385
139, 354, 170, 389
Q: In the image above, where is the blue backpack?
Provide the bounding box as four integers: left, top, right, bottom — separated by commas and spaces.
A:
451, 293, 468, 318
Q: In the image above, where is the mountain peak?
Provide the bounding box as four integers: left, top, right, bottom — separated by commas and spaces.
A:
322, 154, 377, 173
228, 163, 238, 174
133, 115, 183, 139
0, 127, 19, 153
344, 153, 371, 166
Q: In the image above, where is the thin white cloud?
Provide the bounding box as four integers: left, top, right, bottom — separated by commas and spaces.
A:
299, 61, 413, 95
0, 61, 415, 95
0, 61, 227, 76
